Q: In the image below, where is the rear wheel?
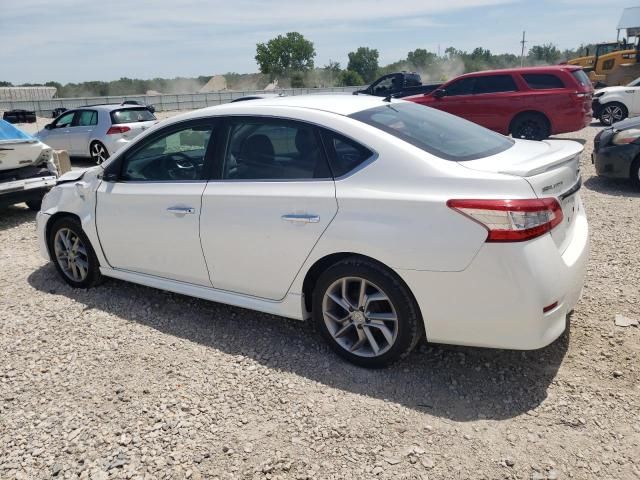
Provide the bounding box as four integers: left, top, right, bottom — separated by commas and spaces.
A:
510, 113, 550, 140
25, 193, 45, 211
599, 102, 627, 126
90, 141, 109, 165
47, 217, 102, 288
312, 257, 423, 368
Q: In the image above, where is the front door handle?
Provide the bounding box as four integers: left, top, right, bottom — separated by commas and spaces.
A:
167, 206, 195, 215
281, 214, 320, 224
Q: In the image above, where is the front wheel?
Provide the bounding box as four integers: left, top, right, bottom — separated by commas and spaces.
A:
312, 257, 423, 368
90, 141, 109, 165
599, 103, 627, 126
47, 217, 102, 288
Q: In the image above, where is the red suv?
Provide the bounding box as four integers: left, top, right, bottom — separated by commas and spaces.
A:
407, 66, 593, 140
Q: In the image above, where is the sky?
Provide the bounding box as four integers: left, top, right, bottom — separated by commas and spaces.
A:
0, 0, 634, 84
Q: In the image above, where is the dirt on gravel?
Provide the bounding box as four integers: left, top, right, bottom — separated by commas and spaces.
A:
1, 122, 639, 480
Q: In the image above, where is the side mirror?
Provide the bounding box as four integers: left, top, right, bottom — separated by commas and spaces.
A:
44, 123, 53, 130
433, 89, 446, 99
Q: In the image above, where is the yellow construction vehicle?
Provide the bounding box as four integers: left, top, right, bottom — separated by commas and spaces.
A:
566, 7, 640, 87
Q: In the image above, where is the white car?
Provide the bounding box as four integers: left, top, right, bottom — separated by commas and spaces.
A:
593, 77, 640, 126
36, 104, 157, 164
36, 95, 589, 367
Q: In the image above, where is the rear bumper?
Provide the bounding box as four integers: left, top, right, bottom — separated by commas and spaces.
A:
396, 206, 589, 350
0, 175, 56, 208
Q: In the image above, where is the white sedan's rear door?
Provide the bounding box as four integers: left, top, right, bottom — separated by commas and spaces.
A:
199, 117, 338, 301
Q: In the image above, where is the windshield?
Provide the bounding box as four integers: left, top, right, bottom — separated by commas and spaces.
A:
349, 102, 514, 161
628, 77, 640, 87
110, 108, 156, 124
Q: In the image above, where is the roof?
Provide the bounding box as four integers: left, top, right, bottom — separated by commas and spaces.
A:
67, 104, 150, 112
618, 7, 640, 30
175, 94, 390, 120
456, 65, 580, 78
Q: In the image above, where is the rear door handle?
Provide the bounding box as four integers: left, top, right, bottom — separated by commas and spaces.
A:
167, 206, 195, 215
281, 214, 320, 223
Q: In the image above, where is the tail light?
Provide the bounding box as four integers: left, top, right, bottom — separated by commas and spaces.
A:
447, 198, 563, 242
106, 125, 131, 135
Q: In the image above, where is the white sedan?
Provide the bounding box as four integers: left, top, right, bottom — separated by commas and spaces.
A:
593, 77, 640, 125
36, 95, 589, 368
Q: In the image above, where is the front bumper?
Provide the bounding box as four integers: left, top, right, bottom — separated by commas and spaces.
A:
36, 211, 51, 260
396, 204, 589, 350
0, 174, 57, 208
592, 128, 638, 179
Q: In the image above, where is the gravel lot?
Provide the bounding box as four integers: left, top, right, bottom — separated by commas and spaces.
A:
1, 121, 639, 480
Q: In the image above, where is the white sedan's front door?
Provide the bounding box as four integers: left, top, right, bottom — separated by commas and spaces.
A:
200, 117, 338, 300
96, 120, 216, 286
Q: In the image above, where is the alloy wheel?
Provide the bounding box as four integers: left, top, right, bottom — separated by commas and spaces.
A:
53, 228, 89, 282
322, 276, 398, 358
602, 105, 624, 125
91, 143, 108, 164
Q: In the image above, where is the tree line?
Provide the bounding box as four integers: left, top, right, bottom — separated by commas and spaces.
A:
1, 33, 594, 97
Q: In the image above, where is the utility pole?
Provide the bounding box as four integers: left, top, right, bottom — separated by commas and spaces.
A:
520, 31, 527, 67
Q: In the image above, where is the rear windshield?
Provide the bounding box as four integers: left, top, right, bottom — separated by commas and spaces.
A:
571, 70, 591, 87
110, 108, 156, 124
349, 102, 513, 161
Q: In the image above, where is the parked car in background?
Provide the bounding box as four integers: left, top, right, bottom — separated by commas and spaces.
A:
121, 100, 156, 114
354, 72, 441, 98
407, 66, 593, 140
37, 95, 588, 368
3, 109, 37, 124
0, 119, 57, 210
593, 116, 640, 187
592, 77, 640, 125
36, 105, 157, 164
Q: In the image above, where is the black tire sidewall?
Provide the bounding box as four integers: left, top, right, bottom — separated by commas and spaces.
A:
47, 217, 102, 288
312, 258, 422, 368
511, 114, 550, 141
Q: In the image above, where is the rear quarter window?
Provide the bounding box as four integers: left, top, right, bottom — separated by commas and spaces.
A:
571, 70, 591, 87
111, 108, 156, 124
522, 74, 565, 89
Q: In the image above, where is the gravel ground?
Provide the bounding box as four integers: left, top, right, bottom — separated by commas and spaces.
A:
1, 121, 639, 480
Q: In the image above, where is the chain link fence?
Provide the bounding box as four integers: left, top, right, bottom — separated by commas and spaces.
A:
0, 87, 362, 119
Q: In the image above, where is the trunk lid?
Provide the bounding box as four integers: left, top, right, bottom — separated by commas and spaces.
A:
462, 139, 583, 253
115, 120, 156, 140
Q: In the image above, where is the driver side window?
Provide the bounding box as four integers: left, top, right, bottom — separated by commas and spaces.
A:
54, 111, 75, 128
121, 123, 214, 182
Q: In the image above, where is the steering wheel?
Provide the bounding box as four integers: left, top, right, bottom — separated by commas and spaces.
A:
160, 152, 197, 180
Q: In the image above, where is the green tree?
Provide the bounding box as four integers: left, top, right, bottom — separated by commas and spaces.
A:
528, 43, 561, 64
290, 71, 305, 88
255, 32, 316, 79
339, 70, 364, 86
0, 81, 13, 87
406, 48, 436, 70
347, 47, 379, 83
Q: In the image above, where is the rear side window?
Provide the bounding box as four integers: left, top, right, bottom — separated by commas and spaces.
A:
111, 108, 156, 124
522, 74, 565, 90
473, 75, 518, 94
571, 70, 591, 87
320, 131, 373, 177
77, 110, 98, 126
350, 102, 514, 161
222, 119, 332, 180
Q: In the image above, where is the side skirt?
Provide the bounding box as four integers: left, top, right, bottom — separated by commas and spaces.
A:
100, 267, 305, 321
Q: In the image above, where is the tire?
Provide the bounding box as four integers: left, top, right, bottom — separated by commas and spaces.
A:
90, 141, 109, 165
599, 102, 627, 126
25, 194, 44, 211
510, 113, 551, 141
47, 216, 102, 288
631, 157, 640, 190
312, 257, 423, 368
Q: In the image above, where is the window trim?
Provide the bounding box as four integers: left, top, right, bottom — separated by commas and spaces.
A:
103, 118, 219, 184
212, 115, 336, 183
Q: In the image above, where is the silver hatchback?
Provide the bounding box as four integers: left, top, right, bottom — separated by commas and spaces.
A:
36, 104, 157, 164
